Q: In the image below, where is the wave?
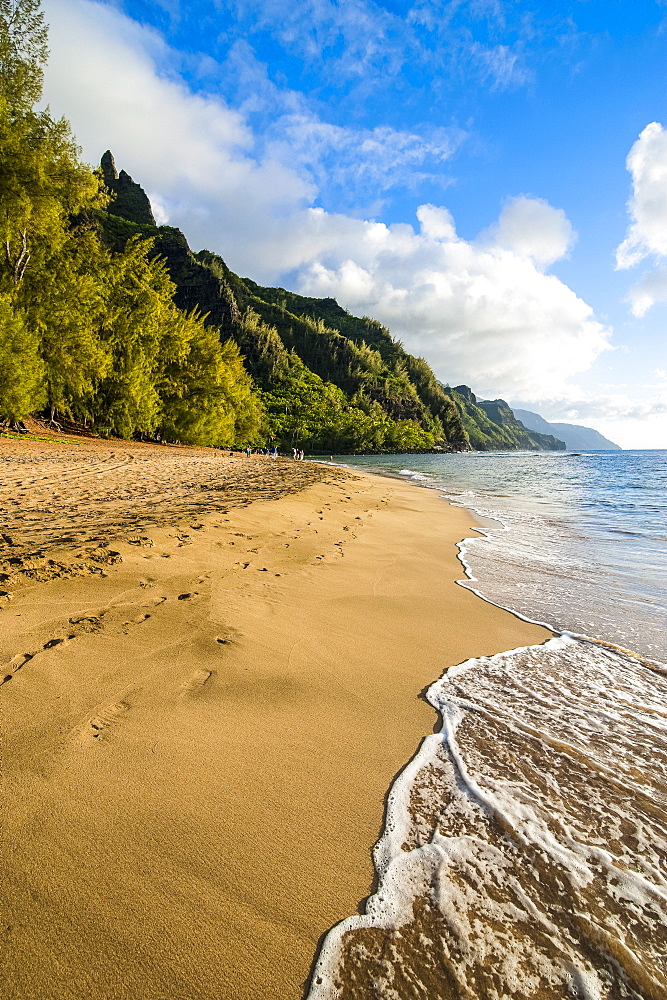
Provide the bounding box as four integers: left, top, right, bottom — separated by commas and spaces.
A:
308, 635, 667, 1000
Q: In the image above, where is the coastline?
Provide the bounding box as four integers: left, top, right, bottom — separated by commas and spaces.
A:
1, 439, 550, 999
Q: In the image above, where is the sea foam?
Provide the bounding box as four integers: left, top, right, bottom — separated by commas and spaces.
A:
308, 635, 667, 999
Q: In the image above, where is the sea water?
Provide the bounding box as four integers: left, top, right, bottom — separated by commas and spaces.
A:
308, 450, 667, 1000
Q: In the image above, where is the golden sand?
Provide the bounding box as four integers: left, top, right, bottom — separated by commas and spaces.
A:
0, 437, 549, 999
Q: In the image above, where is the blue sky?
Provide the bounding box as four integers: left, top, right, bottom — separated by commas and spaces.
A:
42, 0, 667, 446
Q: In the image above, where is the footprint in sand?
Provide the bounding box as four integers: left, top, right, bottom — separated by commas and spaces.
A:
180, 669, 212, 695
43, 636, 72, 649
77, 700, 130, 742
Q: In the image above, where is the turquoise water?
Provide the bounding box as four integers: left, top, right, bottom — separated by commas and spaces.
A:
327, 450, 667, 661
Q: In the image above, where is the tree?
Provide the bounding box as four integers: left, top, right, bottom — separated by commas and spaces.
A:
0, 0, 47, 112
0, 0, 98, 290
18, 225, 111, 420
0, 106, 98, 289
160, 326, 262, 446
0, 291, 43, 421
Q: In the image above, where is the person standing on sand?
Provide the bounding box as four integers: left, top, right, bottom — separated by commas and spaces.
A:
271, 446, 278, 459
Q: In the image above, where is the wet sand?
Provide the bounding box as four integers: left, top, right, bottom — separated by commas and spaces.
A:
1, 435, 550, 999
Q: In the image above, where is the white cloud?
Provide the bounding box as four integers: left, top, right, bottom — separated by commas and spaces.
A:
297, 208, 609, 401
470, 41, 533, 91
616, 121, 667, 320
226, 0, 539, 95
263, 115, 464, 212
43, 0, 315, 250
625, 266, 667, 318
416, 204, 457, 241
526, 389, 667, 424
616, 122, 667, 269
42, 0, 612, 409
485, 195, 576, 267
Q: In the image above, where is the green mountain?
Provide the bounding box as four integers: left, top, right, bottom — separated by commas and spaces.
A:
442, 386, 566, 451
0, 0, 587, 455
94, 152, 565, 454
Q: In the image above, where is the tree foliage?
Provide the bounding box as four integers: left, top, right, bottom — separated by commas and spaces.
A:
0, 0, 262, 444
0, 291, 42, 420
0, 0, 47, 111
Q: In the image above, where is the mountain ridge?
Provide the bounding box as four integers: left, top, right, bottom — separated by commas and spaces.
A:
513, 409, 621, 450
96, 152, 568, 454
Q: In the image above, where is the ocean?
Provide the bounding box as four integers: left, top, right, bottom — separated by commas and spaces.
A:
308, 450, 667, 1000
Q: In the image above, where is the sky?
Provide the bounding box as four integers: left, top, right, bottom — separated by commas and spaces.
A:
40, 0, 667, 448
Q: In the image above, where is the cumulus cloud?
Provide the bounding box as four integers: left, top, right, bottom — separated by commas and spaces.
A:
43, 0, 316, 253
616, 122, 667, 269
297, 205, 609, 401
42, 0, 612, 407
485, 196, 576, 267
616, 121, 667, 318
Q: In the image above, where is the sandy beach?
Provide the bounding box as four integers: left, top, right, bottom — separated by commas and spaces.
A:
1, 434, 550, 1000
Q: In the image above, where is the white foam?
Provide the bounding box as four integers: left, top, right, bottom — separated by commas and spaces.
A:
398, 469, 431, 481
308, 636, 667, 999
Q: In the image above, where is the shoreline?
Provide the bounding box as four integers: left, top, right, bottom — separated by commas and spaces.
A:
312, 457, 563, 635
1, 439, 550, 999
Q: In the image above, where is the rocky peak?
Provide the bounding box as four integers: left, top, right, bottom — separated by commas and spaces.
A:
100, 150, 156, 226
453, 384, 477, 404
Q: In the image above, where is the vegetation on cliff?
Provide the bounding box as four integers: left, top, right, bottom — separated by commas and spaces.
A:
444, 387, 566, 451
0, 0, 566, 453
0, 0, 260, 445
